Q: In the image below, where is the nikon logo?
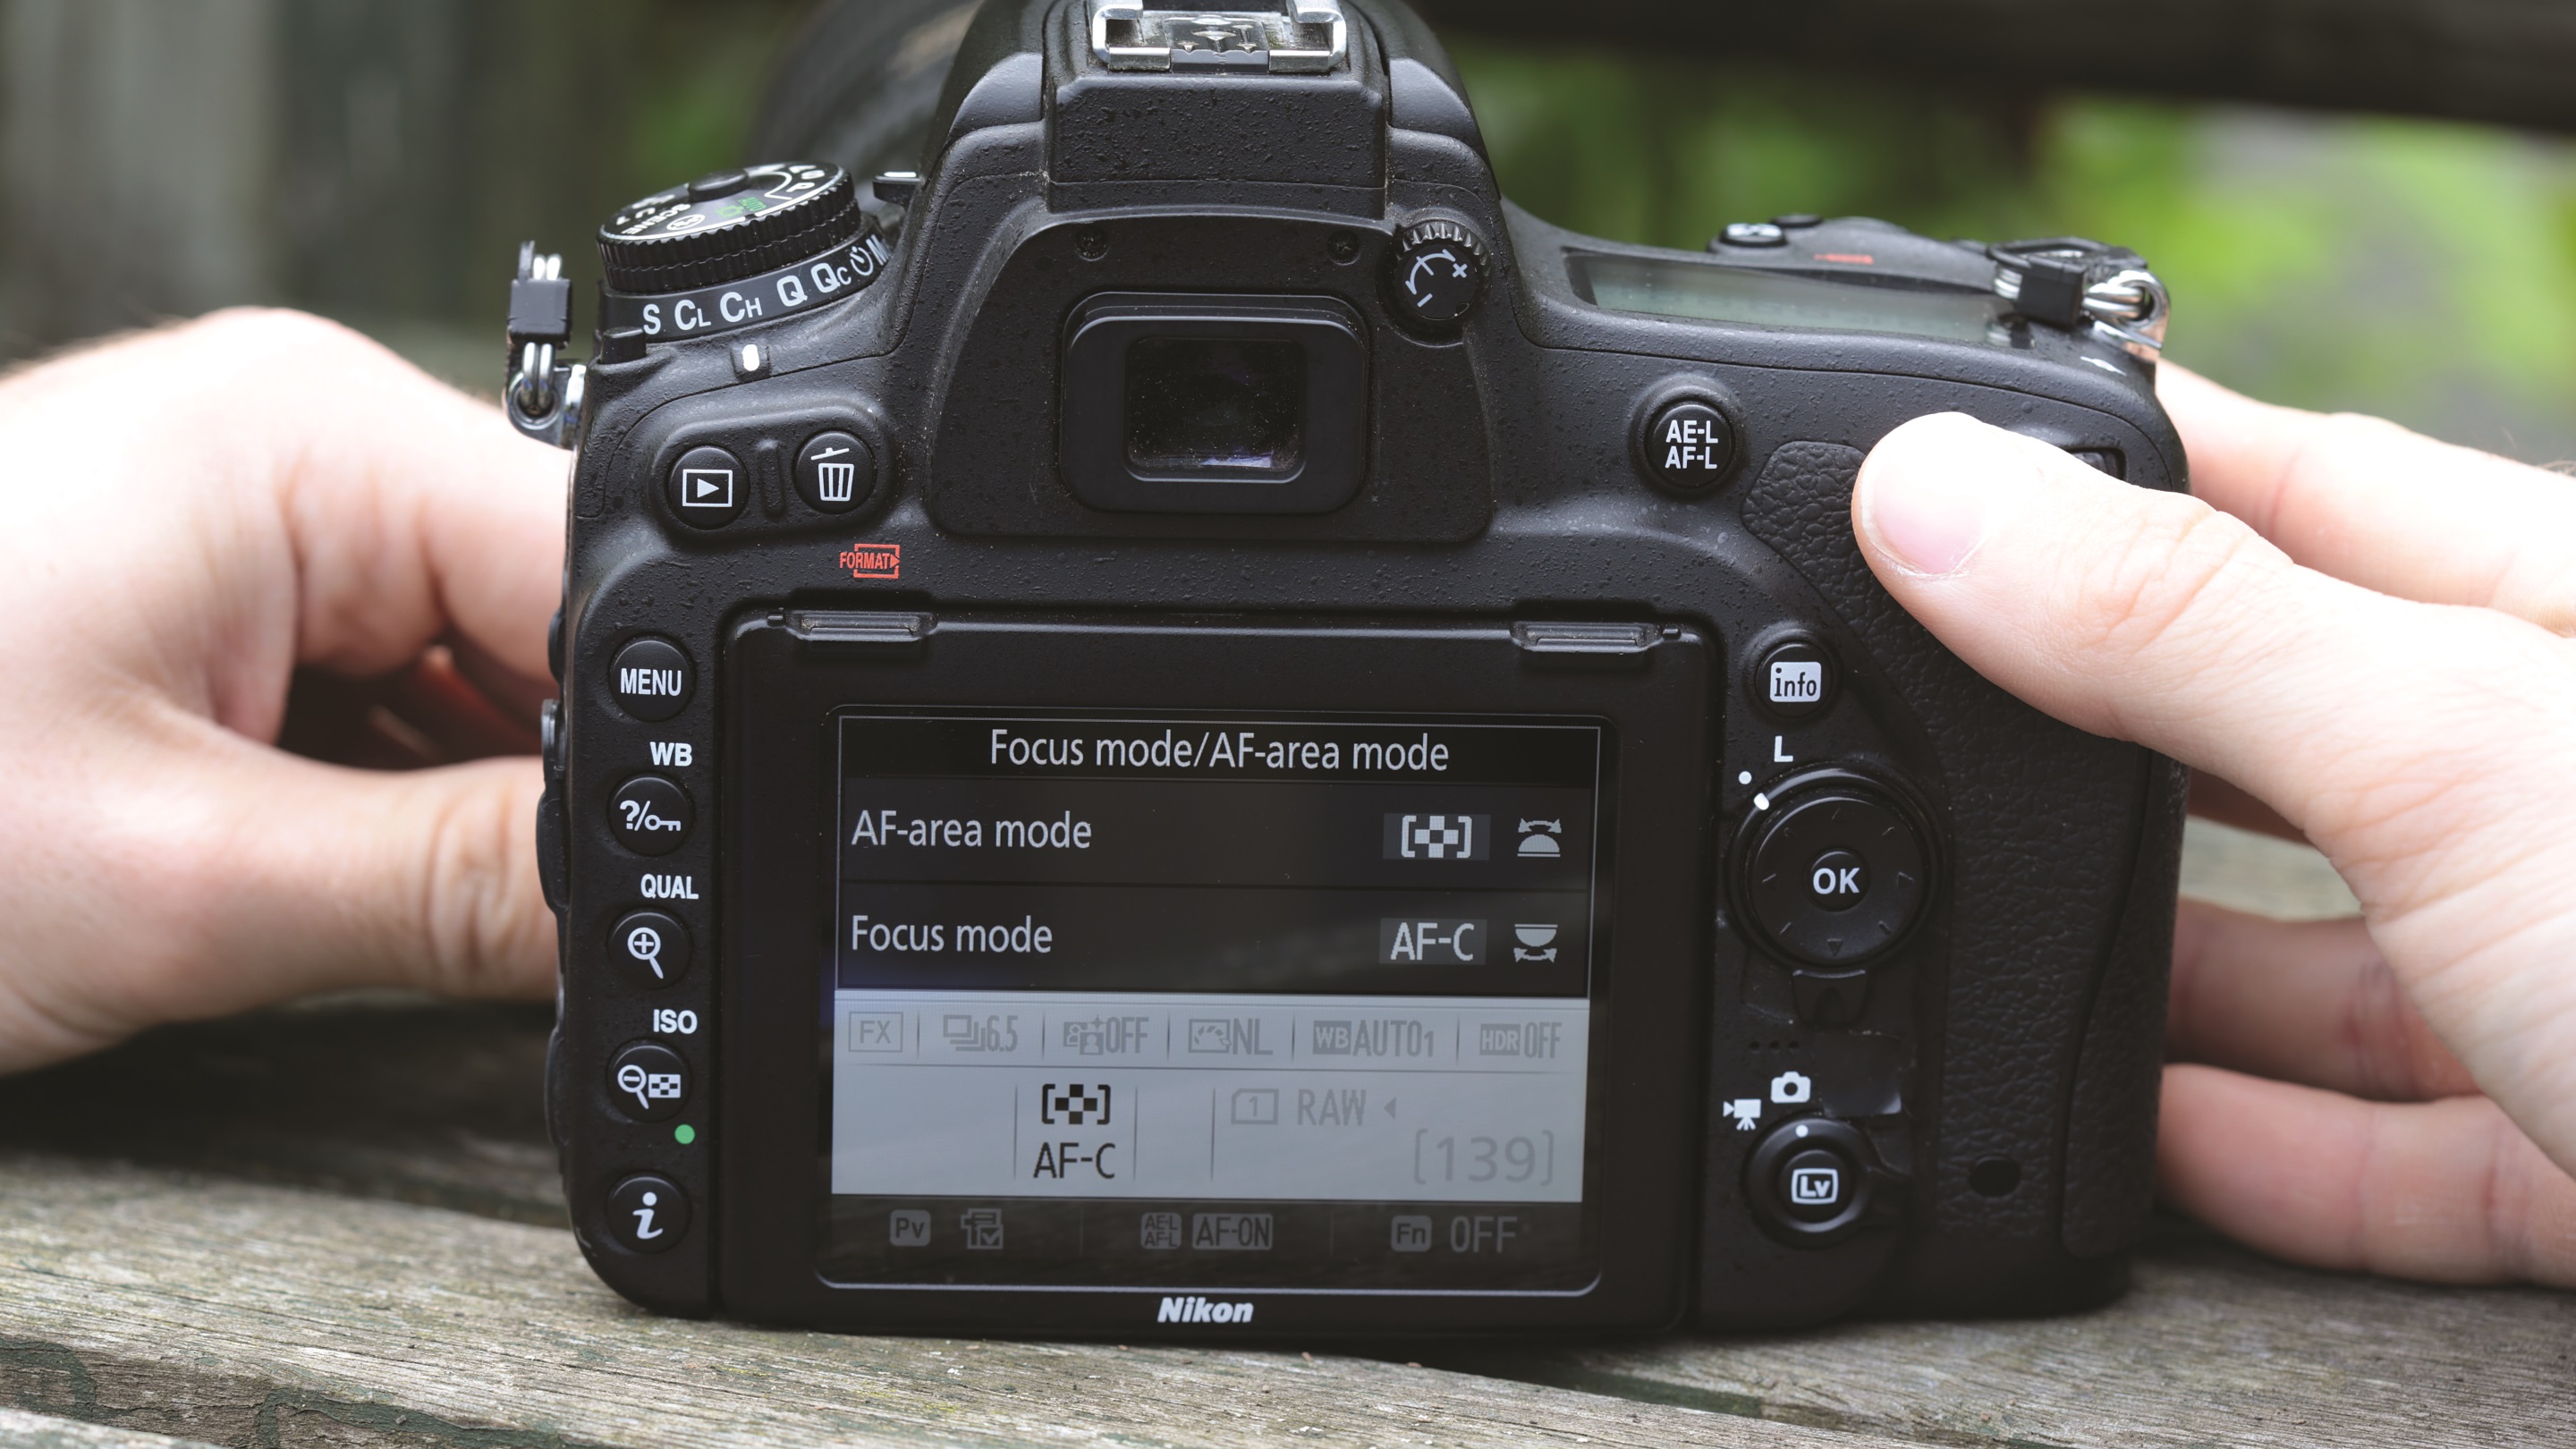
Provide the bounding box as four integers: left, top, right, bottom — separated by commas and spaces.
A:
1156, 1295, 1254, 1326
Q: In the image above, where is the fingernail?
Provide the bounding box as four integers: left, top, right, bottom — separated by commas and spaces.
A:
1857, 419, 2013, 578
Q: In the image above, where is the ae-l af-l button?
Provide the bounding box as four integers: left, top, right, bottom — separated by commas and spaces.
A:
1639, 397, 1737, 492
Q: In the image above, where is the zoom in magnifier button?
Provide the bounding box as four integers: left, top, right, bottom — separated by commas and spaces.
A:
608, 910, 691, 991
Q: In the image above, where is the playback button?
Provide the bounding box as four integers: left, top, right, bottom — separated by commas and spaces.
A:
666, 444, 747, 527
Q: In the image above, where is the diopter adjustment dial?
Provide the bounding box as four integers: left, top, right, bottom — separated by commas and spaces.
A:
1389, 218, 1486, 327
598, 162, 869, 294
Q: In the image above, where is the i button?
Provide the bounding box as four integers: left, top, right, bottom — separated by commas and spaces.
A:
606, 1174, 690, 1253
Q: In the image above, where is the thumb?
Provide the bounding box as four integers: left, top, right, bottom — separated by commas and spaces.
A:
1848, 412, 2559, 862
1848, 412, 2576, 1162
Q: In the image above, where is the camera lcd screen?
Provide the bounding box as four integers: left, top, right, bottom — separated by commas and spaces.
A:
822, 709, 1605, 1290
1571, 250, 2005, 345
1124, 336, 1307, 475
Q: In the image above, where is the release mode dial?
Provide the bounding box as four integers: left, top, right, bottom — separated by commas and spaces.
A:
598, 162, 867, 294
1389, 219, 1485, 326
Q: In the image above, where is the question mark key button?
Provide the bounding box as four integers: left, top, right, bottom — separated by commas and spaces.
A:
608, 909, 692, 990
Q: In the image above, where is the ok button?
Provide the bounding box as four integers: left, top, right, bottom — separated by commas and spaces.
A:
1806, 850, 1868, 911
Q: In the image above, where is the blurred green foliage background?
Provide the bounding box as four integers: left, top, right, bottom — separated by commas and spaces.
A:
5, 2, 2572, 462
1455, 42, 2576, 462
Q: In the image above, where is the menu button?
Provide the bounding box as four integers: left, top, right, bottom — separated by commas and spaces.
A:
611, 637, 693, 723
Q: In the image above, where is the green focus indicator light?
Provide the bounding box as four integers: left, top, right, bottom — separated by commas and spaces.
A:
674, 1124, 697, 1145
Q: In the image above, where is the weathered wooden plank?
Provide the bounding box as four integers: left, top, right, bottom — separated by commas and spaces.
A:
0, 1409, 218, 1449
1437, 1217, 2576, 1448
2177, 819, 2358, 922
0, 1154, 1919, 1449
0, 996, 562, 1227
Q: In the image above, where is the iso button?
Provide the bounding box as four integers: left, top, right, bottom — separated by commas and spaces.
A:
610, 636, 692, 722
608, 1041, 691, 1123
666, 444, 747, 527
609, 775, 693, 856
1641, 398, 1737, 492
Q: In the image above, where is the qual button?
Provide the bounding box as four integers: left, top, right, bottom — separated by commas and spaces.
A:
608, 909, 691, 990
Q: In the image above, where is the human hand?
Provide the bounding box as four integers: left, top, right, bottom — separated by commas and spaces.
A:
1853, 366, 2576, 1284
0, 310, 564, 1072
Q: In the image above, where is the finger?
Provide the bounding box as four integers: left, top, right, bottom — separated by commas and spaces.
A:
2188, 768, 2301, 842
2158, 1064, 2576, 1287
15, 309, 565, 703
2169, 900, 2475, 1101
165, 740, 550, 1021
1852, 413, 2576, 1169
2161, 365, 2576, 634
1851, 412, 2573, 860
0, 726, 553, 1072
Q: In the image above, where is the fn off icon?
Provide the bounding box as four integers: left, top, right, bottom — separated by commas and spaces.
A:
1390, 1214, 1433, 1252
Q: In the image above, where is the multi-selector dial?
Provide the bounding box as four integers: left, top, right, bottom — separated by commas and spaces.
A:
1741, 775, 1929, 968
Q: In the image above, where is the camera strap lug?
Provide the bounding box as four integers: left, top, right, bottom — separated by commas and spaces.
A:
505, 241, 586, 449
1989, 238, 2170, 362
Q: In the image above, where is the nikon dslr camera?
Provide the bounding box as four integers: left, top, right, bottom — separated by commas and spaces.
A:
511, 0, 2188, 1336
